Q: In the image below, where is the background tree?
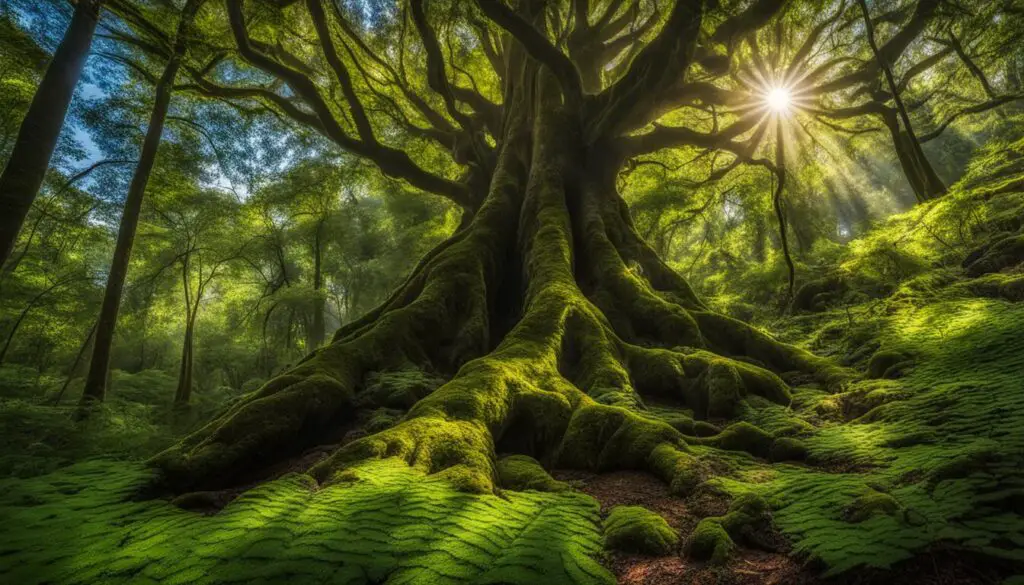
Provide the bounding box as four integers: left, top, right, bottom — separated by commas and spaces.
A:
0, 0, 101, 264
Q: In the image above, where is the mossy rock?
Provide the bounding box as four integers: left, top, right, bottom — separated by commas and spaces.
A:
603, 505, 679, 556
687, 518, 734, 564
647, 442, 704, 495
769, 437, 809, 462
867, 350, 912, 379
964, 272, 1024, 302
964, 234, 1024, 277
793, 276, 848, 313
496, 455, 569, 492
843, 489, 901, 523
687, 493, 770, 564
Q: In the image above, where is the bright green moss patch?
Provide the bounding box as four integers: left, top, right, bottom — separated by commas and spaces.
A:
602, 505, 679, 556
497, 455, 569, 492
0, 458, 615, 585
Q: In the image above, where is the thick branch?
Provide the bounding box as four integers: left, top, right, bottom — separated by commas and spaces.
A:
919, 93, 1024, 142
476, 0, 584, 105
817, 0, 942, 94
585, 0, 703, 141
225, 0, 472, 208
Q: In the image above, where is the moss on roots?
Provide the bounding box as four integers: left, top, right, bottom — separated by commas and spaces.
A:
497, 455, 569, 492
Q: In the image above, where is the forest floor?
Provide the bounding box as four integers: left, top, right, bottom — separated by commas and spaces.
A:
3, 143, 1024, 584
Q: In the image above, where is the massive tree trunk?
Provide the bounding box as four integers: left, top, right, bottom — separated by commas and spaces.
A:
0, 0, 100, 265
80, 1, 199, 404
151, 69, 840, 495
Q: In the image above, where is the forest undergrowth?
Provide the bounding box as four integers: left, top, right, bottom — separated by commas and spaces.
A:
3, 140, 1024, 584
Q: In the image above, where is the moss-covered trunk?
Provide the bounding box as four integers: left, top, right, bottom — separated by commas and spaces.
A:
151, 60, 841, 495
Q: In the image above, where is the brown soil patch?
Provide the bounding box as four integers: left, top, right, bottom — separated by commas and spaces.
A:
553, 469, 814, 585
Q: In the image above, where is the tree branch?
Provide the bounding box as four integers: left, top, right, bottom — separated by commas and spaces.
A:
225, 0, 473, 208
585, 0, 704, 141
475, 0, 584, 105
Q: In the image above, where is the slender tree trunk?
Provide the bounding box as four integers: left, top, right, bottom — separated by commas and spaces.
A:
859, 0, 946, 201
53, 321, 98, 405
80, 2, 199, 404
174, 313, 196, 406
173, 254, 199, 406
0, 0, 100, 265
308, 221, 325, 349
773, 117, 795, 303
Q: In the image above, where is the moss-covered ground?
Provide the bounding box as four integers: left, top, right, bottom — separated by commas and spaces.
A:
0, 458, 613, 585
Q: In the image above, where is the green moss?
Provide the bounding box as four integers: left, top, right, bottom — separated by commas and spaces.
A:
603, 505, 679, 555
696, 422, 775, 459
357, 368, 446, 409
843, 489, 901, 523
557, 402, 684, 471
362, 408, 404, 433
704, 361, 743, 418
647, 442, 704, 495
769, 437, 808, 462
497, 455, 569, 492
687, 494, 769, 564
0, 459, 615, 585
961, 272, 1024, 302
867, 350, 912, 379
687, 518, 734, 564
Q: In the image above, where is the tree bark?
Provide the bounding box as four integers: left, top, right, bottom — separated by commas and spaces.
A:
773, 116, 795, 303
174, 312, 196, 406
0, 0, 101, 265
80, 1, 199, 405
308, 220, 325, 350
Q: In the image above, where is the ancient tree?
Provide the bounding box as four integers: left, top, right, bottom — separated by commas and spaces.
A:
149, 0, 845, 494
